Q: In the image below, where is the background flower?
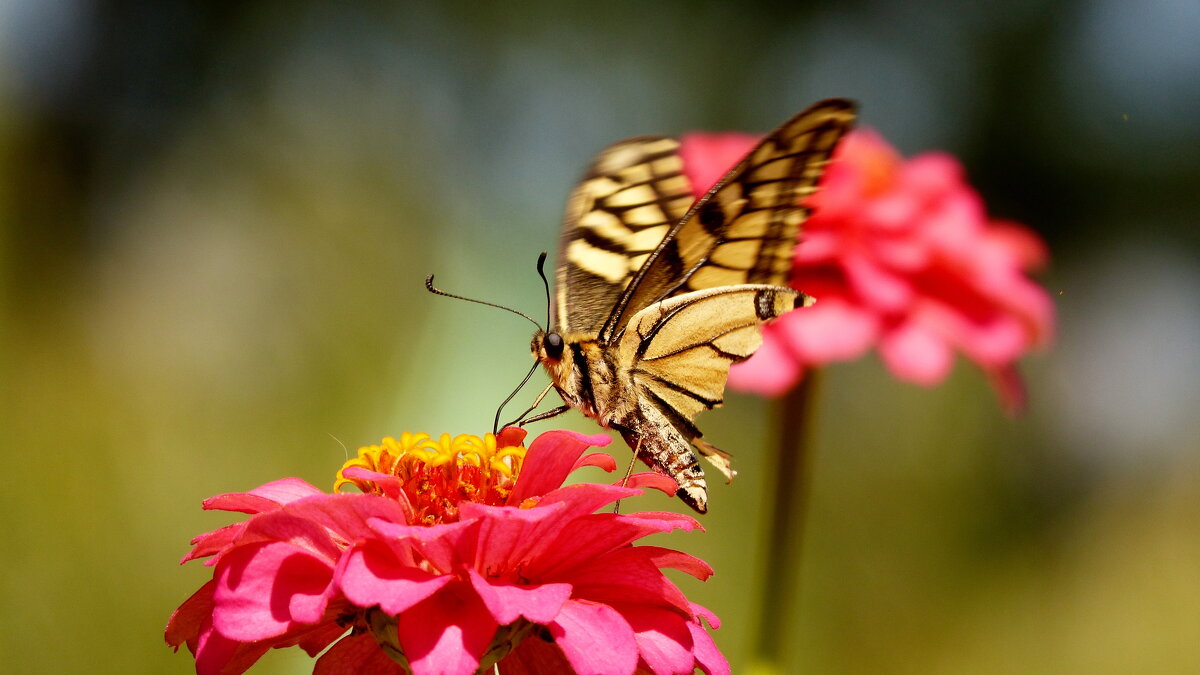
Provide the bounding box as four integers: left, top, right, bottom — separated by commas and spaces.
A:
167, 429, 728, 675
680, 129, 1054, 411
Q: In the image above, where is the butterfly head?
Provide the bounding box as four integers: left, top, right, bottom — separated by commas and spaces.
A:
531, 329, 586, 408
532, 330, 565, 361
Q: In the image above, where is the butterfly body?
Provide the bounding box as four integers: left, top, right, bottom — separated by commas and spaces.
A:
531, 100, 856, 513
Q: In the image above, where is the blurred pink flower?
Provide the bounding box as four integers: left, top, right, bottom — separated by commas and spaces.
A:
679, 128, 1054, 410
166, 428, 728, 675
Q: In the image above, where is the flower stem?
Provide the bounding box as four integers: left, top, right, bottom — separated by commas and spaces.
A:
750, 369, 820, 672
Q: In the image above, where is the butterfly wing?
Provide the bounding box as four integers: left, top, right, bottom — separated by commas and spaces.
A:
597, 99, 856, 342
556, 136, 696, 336
612, 284, 813, 513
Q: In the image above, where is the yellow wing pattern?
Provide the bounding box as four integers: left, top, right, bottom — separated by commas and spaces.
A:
556, 137, 695, 335
599, 99, 856, 342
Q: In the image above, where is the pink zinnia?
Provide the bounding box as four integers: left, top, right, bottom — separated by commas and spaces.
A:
165, 428, 728, 675
678, 128, 1054, 410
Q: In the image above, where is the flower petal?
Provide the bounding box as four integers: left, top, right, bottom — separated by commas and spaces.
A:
879, 319, 954, 385
508, 430, 612, 504
549, 600, 638, 675
678, 132, 759, 197
727, 328, 803, 396
619, 471, 680, 497
620, 605, 695, 675
466, 568, 572, 625
457, 502, 569, 583
635, 546, 714, 581
396, 579, 498, 675
193, 614, 271, 675
165, 580, 215, 649
781, 298, 879, 364
573, 451, 618, 473
212, 541, 336, 640
339, 539, 453, 616
524, 511, 700, 580
560, 546, 693, 617
688, 619, 730, 675
365, 516, 477, 572
203, 478, 325, 514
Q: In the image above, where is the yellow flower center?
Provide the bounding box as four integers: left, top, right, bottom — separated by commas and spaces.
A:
335, 432, 527, 525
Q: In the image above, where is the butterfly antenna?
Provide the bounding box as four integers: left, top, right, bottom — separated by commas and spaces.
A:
492, 358, 541, 434
535, 251, 552, 330
424, 275, 542, 329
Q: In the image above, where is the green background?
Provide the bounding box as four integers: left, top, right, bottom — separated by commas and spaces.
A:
2, 1, 1197, 673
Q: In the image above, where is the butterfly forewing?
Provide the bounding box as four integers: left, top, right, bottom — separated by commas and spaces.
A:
557, 136, 696, 335
598, 99, 856, 342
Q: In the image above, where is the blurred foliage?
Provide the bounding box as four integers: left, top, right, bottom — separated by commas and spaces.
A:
1, 1, 1197, 673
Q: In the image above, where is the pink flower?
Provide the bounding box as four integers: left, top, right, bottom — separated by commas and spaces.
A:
166, 429, 728, 675
679, 129, 1054, 411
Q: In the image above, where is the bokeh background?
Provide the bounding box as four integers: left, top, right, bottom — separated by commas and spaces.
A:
2, 1, 1197, 673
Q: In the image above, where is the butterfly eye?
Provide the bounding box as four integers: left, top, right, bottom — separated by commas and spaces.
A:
543, 332, 565, 359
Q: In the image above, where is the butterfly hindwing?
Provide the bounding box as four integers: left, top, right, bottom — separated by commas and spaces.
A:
613, 285, 813, 512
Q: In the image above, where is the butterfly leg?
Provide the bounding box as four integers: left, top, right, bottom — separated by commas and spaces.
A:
517, 404, 571, 426
613, 438, 642, 515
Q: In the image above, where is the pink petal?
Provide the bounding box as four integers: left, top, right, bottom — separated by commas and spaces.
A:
228, 507, 342, 563
314, 632, 406, 675
619, 472, 680, 497
165, 580, 215, 649
182, 523, 243, 564
690, 602, 721, 630
524, 511, 700, 580
727, 328, 802, 396
212, 541, 336, 640
396, 580, 498, 675
878, 320, 954, 385
900, 152, 965, 198
780, 298, 879, 364
986, 364, 1027, 416
339, 540, 453, 616
203, 477, 324, 514
275, 493, 412, 545
688, 620, 730, 675
620, 605, 695, 675
366, 516, 476, 572
987, 220, 1049, 269
573, 451, 618, 473
508, 430, 612, 505
636, 546, 714, 581
678, 133, 759, 197
193, 615, 270, 675
466, 568, 572, 625
456, 502, 570, 583
535, 482, 642, 516
549, 600, 639, 675
561, 547, 693, 616
842, 250, 913, 311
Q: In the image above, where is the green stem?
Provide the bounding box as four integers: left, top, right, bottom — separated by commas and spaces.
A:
751, 369, 821, 671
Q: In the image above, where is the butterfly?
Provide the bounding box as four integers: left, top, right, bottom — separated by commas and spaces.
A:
522, 99, 856, 513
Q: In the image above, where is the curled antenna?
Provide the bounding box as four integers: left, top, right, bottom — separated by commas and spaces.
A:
425, 275, 542, 329
536, 251, 551, 330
